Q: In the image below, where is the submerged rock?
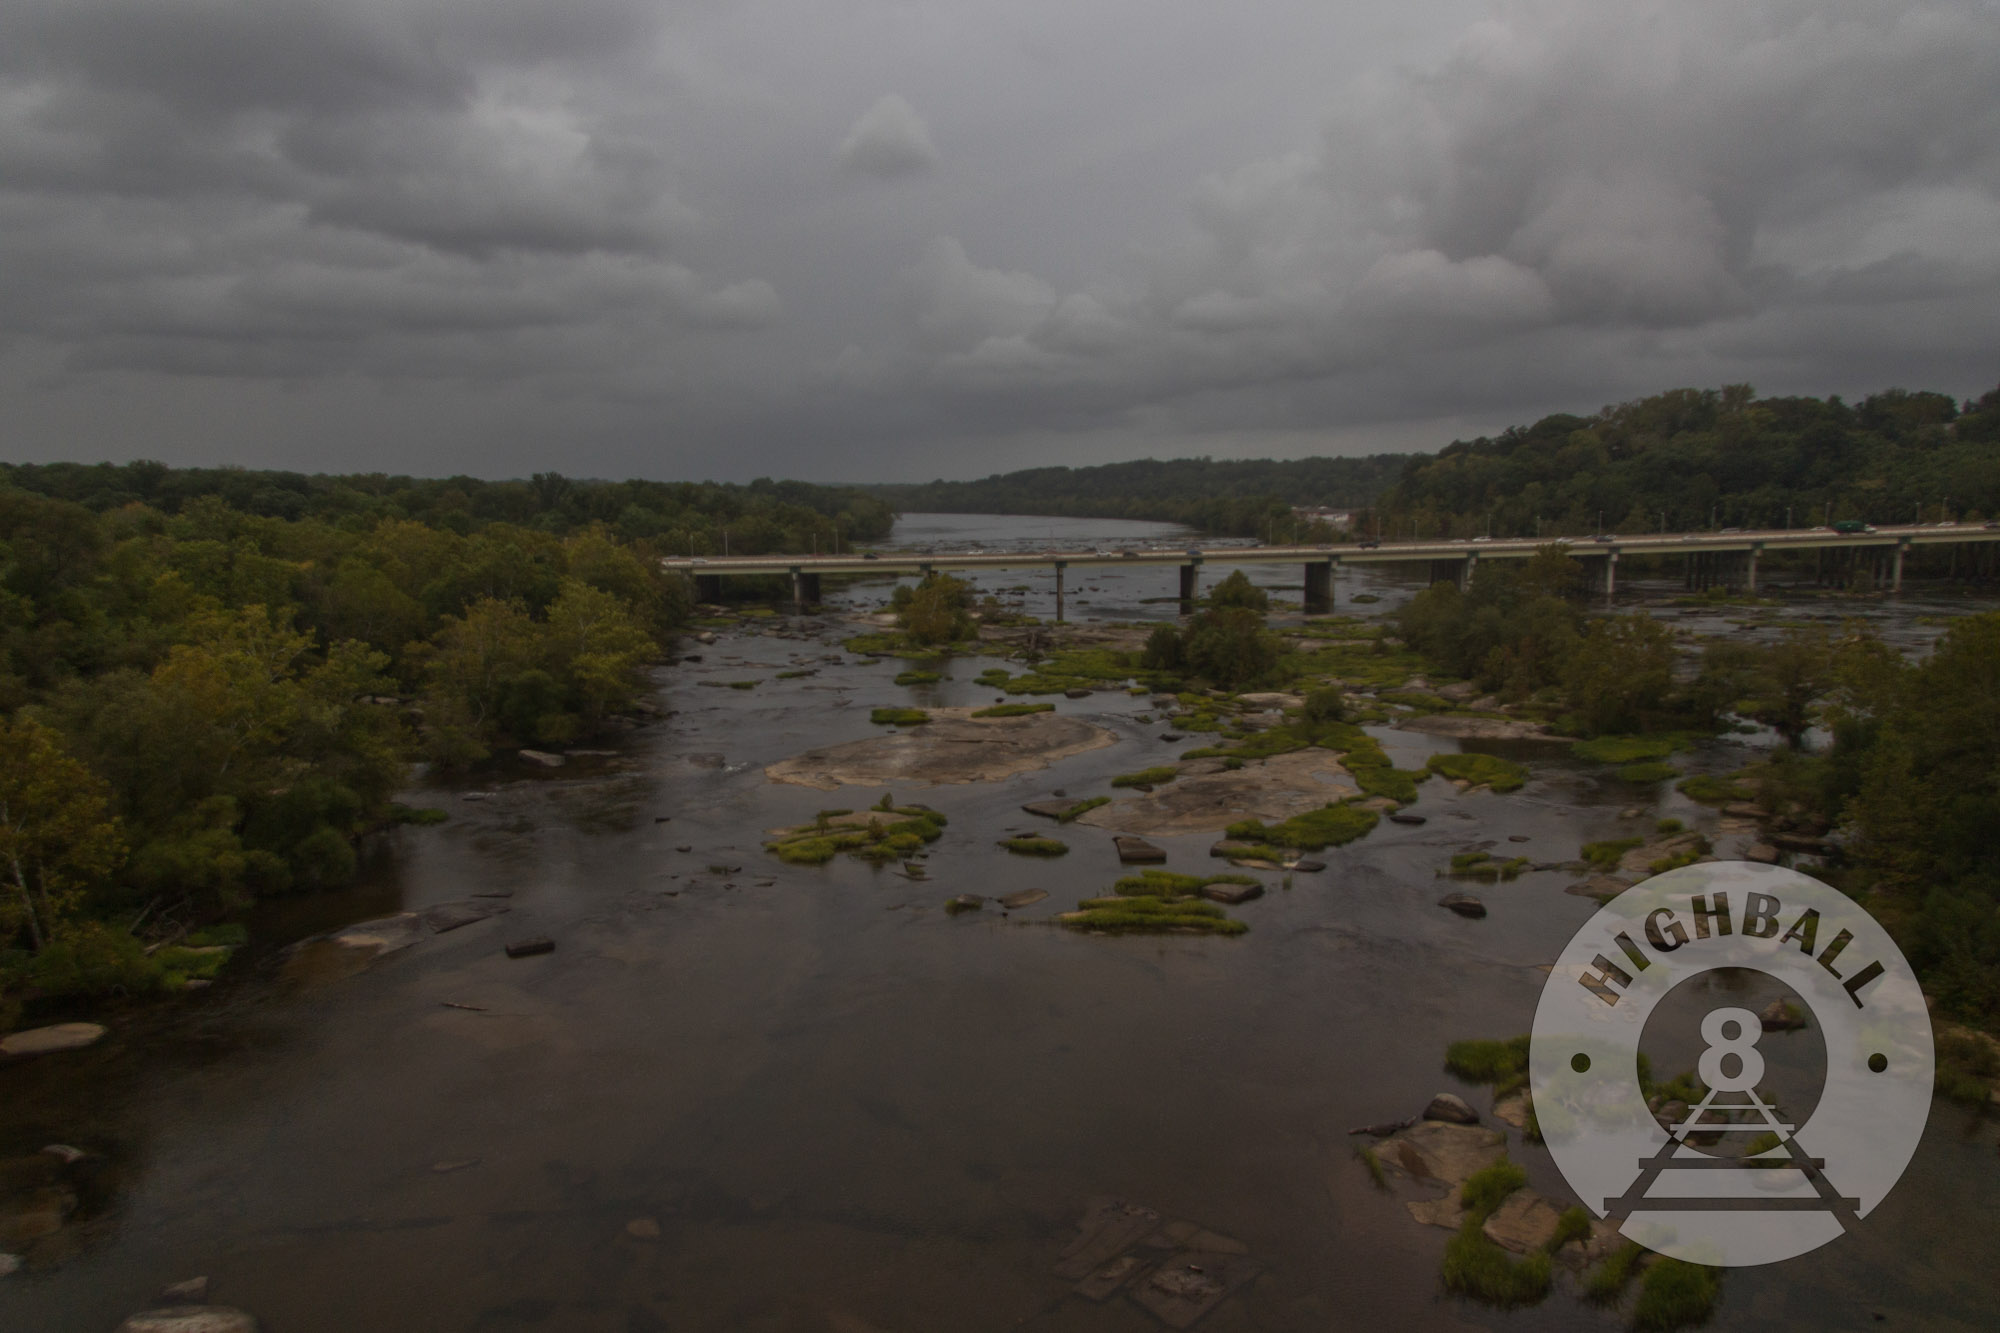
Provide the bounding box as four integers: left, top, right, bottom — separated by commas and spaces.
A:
1746, 842, 1780, 864
1113, 836, 1167, 864
0, 1023, 107, 1060
945, 894, 985, 914
1380, 1120, 1507, 1186
997, 889, 1049, 910
1132, 1251, 1261, 1330
1290, 858, 1326, 873
504, 937, 555, 958
1387, 812, 1427, 825
517, 749, 565, 767
116, 1309, 259, 1333
1199, 881, 1264, 905
1423, 1092, 1479, 1124
159, 1277, 210, 1303
421, 900, 510, 934
1439, 893, 1487, 918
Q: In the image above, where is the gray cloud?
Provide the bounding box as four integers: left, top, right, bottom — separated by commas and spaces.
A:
835, 94, 938, 178
0, 0, 1995, 480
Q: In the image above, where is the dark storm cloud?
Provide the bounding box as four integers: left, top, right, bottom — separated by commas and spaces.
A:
1, 0, 1996, 479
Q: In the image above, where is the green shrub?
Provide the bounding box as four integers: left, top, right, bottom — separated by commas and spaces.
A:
1428, 752, 1528, 791
894, 670, 942, 685
1656, 817, 1684, 834
999, 836, 1068, 857
870, 707, 930, 726
27, 922, 160, 998
1111, 766, 1180, 788
1632, 1258, 1721, 1331
1355, 1144, 1388, 1191
971, 702, 1054, 718
1649, 847, 1703, 874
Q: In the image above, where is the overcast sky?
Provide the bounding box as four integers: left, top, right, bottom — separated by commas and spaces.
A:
3, 0, 1998, 482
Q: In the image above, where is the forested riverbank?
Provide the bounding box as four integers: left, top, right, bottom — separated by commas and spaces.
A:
0, 466, 891, 1026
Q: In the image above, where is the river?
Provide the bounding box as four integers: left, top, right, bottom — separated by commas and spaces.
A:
1, 514, 1995, 1331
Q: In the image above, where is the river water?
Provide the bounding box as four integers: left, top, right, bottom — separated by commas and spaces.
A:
2, 514, 1996, 1332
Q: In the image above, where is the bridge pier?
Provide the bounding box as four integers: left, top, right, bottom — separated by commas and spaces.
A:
788, 568, 821, 614
1745, 545, 1759, 594
1303, 559, 1333, 613
1179, 561, 1200, 609
694, 573, 722, 603
1591, 551, 1618, 598
1459, 553, 1477, 592
1054, 561, 1067, 623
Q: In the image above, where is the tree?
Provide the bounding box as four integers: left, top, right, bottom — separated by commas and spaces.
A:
899, 573, 976, 645
1563, 615, 1676, 735
1207, 569, 1269, 613
1182, 607, 1278, 689
0, 717, 126, 953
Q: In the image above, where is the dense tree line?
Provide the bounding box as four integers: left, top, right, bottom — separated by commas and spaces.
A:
870, 455, 1410, 538
1371, 383, 2000, 540
0, 464, 887, 1022
0, 461, 895, 555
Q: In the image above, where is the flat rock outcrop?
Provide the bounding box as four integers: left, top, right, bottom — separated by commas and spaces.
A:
766, 708, 1115, 790
1076, 749, 1358, 836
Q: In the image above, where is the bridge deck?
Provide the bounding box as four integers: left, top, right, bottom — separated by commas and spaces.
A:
661, 524, 2000, 577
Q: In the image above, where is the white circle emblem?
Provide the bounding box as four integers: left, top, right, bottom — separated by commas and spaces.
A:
1530, 862, 1933, 1266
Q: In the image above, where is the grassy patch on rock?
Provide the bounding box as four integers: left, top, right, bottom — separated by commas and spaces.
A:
1058, 896, 1247, 934
999, 836, 1068, 856
1615, 761, 1679, 783
1448, 851, 1530, 882
971, 702, 1054, 718
1570, 734, 1690, 764
1632, 1257, 1721, 1331
1057, 795, 1110, 822
764, 800, 947, 866
1226, 802, 1379, 850
1058, 868, 1259, 934
869, 707, 931, 726
1582, 837, 1643, 870
1427, 752, 1528, 792
1445, 1035, 1531, 1090
894, 669, 943, 685
1111, 765, 1180, 788
1676, 772, 1754, 803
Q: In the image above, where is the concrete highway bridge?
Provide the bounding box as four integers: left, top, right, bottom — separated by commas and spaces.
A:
662, 523, 2000, 618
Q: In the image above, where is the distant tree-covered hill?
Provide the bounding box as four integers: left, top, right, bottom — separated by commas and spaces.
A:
0, 462, 895, 552
869, 455, 1413, 537
1372, 383, 2000, 540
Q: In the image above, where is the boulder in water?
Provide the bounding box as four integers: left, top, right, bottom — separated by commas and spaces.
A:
1423, 1092, 1479, 1124
1439, 893, 1487, 918
0, 1024, 106, 1060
